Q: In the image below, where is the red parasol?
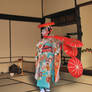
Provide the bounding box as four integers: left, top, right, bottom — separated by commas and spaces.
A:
44, 36, 54, 39
54, 36, 65, 42
63, 44, 78, 57
44, 36, 83, 48
68, 57, 83, 78
64, 38, 83, 48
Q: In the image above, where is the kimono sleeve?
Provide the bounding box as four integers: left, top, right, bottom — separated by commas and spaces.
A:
53, 41, 61, 55
53, 41, 61, 83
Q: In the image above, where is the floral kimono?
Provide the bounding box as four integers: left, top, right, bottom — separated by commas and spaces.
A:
35, 38, 61, 89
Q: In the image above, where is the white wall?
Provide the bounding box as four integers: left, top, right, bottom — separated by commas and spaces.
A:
0, 0, 42, 17
77, 0, 91, 5
11, 21, 41, 58
43, 0, 75, 16
0, 20, 9, 58
0, 20, 41, 73
23, 62, 35, 73
80, 4, 92, 68
0, 0, 42, 73
0, 20, 10, 73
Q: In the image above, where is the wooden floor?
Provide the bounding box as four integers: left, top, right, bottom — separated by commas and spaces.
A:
0, 73, 92, 92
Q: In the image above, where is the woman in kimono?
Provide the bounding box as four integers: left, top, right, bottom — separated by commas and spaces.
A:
35, 22, 61, 92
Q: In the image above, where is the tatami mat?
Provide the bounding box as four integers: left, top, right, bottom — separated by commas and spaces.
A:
55, 79, 74, 86
52, 82, 92, 92
27, 89, 39, 92
0, 73, 10, 79
0, 83, 38, 92
12, 74, 36, 85
0, 78, 19, 86
0, 73, 92, 92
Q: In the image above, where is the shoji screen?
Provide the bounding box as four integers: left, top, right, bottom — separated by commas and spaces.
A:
77, 0, 91, 5
80, 5, 92, 68
0, 0, 42, 17
11, 21, 41, 61
0, 20, 9, 57
43, 0, 75, 16
0, 20, 10, 73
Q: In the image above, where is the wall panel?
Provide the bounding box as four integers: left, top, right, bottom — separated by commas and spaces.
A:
43, 0, 75, 16
0, 20, 9, 58
77, 0, 91, 5
0, 0, 42, 17
80, 5, 92, 68
11, 21, 41, 61
0, 20, 10, 73
0, 20, 41, 73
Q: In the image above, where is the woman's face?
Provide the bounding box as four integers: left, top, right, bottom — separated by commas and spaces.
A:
42, 27, 49, 36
